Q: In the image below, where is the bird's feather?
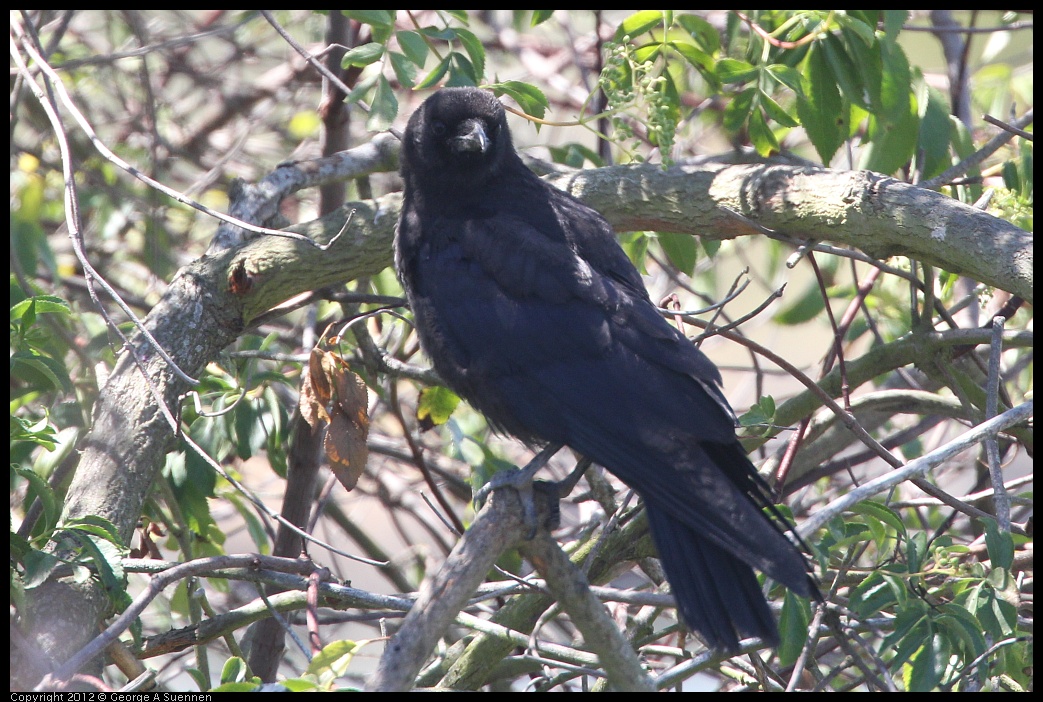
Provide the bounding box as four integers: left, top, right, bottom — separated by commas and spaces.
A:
396, 87, 817, 651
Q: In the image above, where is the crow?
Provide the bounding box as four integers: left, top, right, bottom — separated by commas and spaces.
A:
395, 87, 817, 651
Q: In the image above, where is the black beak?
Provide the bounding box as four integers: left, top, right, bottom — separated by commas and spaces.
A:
452, 119, 489, 154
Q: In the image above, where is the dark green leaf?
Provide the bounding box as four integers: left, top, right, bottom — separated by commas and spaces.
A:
490, 80, 549, 120
859, 102, 919, 175
916, 84, 953, 181
64, 515, 124, 547
676, 14, 720, 54
936, 603, 987, 659
367, 75, 399, 130
14, 466, 58, 540
341, 42, 385, 68
11, 353, 71, 393
821, 33, 870, 110
906, 633, 947, 692
21, 548, 63, 588
795, 43, 845, 165
766, 64, 804, 96
657, 232, 698, 275
748, 107, 780, 156
395, 30, 429, 66
446, 53, 478, 87
723, 86, 755, 133
774, 283, 826, 325
849, 570, 900, 618
454, 28, 485, 82
341, 10, 395, 28
531, 10, 555, 26
850, 500, 908, 537
614, 10, 664, 41
777, 589, 811, 667
760, 91, 799, 128
416, 55, 452, 89
980, 517, 1015, 571
717, 58, 758, 84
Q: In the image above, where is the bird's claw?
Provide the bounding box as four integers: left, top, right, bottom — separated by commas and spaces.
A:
473, 444, 564, 539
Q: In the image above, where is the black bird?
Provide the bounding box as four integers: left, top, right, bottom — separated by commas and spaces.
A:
395, 87, 817, 651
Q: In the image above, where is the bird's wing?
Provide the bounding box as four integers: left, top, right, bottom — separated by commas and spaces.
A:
404, 211, 806, 587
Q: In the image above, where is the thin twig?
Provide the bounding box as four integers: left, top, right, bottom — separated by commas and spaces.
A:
985, 316, 1012, 532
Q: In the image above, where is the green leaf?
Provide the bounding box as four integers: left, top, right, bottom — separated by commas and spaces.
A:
446, 53, 478, 87
65, 528, 130, 611
738, 395, 776, 434
395, 30, 429, 66
531, 10, 555, 26
834, 12, 878, 45
760, 91, 799, 128
796, 43, 845, 165
849, 570, 900, 618
279, 679, 322, 692
748, 106, 780, 156
766, 64, 804, 96
341, 42, 385, 68
676, 14, 720, 54
11, 295, 70, 321
307, 640, 361, 678
881, 10, 909, 43
878, 40, 913, 123
821, 32, 870, 111
341, 10, 395, 28
850, 500, 908, 537
389, 52, 417, 88
20, 547, 63, 588
454, 28, 485, 83
416, 55, 452, 89
859, 102, 919, 175
614, 10, 664, 41
618, 232, 650, 274
916, 83, 953, 181
14, 466, 58, 540
777, 589, 811, 667
936, 603, 987, 659
669, 40, 714, 79
905, 633, 948, 692
716, 58, 758, 84
416, 386, 461, 427
210, 682, 261, 693
11, 352, 70, 393
220, 656, 250, 684
64, 514, 124, 547
979, 517, 1015, 571
489, 80, 549, 120
657, 232, 698, 275
367, 75, 399, 131
774, 283, 826, 325
723, 86, 755, 133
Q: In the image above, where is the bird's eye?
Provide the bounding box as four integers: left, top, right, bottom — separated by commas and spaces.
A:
430, 121, 447, 138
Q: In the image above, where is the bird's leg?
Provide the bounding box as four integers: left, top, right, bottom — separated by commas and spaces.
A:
553, 456, 593, 498
474, 442, 564, 538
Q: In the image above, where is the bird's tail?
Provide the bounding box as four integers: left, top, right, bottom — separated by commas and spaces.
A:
645, 505, 781, 652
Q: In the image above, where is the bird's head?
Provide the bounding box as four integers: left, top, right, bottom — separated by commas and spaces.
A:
401, 87, 516, 194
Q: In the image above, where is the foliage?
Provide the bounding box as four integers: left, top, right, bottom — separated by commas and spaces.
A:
10, 9, 1033, 693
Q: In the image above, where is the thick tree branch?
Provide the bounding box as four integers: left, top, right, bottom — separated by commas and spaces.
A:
29, 143, 1031, 687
